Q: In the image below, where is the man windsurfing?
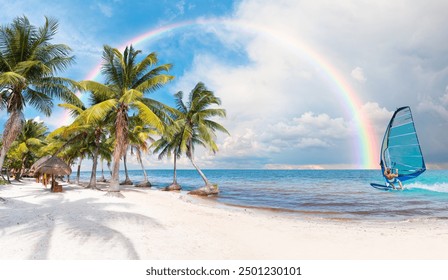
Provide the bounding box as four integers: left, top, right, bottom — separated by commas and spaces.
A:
384, 167, 403, 190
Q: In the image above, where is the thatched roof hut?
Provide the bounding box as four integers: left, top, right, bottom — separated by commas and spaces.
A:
29, 155, 52, 175
36, 156, 71, 175
35, 156, 71, 192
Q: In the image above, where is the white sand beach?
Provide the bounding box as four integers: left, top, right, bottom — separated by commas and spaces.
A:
1, 178, 448, 260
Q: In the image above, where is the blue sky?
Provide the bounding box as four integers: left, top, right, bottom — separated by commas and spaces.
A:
1, 0, 447, 170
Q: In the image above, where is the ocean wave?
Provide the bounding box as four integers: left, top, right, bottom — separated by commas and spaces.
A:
406, 182, 448, 193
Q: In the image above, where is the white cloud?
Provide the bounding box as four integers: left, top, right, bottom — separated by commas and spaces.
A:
267, 112, 353, 147
358, 102, 393, 136
32, 116, 43, 123
217, 128, 280, 159
295, 138, 329, 148
417, 93, 448, 119
443, 87, 448, 104
176, 0, 186, 15
97, 3, 113, 17
351, 67, 366, 82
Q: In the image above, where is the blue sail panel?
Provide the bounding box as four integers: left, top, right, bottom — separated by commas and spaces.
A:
380, 106, 425, 182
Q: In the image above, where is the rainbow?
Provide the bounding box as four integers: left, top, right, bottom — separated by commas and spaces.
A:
73, 18, 379, 169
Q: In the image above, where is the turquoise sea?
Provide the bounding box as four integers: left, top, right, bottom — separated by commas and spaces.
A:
77, 169, 448, 221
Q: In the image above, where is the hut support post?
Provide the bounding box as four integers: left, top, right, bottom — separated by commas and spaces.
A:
51, 174, 55, 192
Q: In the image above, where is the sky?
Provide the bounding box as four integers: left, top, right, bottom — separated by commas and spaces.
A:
1, 0, 447, 170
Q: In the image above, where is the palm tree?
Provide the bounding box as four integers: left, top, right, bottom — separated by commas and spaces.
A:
121, 153, 133, 185
58, 102, 111, 190
44, 125, 89, 184
152, 121, 183, 191
5, 119, 48, 180
0, 16, 80, 172
173, 82, 229, 196
78, 45, 173, 197
128, 115, 156, 187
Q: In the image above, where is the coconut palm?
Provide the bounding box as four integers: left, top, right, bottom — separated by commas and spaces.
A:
98, 142, 113, 182
173, 82, 229, 195
77, 45, 173, 196
5, 119, 48, 180
44, 125, 89, 184
57, 101, 112, 189
128, 115, 157, 187
152, 120, 183, 191
0, 16, 80, 172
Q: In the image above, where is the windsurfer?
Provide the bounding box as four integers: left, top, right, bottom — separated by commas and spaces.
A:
384, 167, 403, 189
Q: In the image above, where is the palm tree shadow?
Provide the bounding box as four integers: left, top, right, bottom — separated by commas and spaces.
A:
0, 188, 163, 259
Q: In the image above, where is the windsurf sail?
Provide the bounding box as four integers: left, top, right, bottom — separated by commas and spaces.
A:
380, 106, 425, 182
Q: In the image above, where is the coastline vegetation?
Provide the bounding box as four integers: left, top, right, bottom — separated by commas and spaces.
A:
0, 16, 228, 196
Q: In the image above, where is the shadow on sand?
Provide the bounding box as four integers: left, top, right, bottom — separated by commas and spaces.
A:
0, 180, 163, 259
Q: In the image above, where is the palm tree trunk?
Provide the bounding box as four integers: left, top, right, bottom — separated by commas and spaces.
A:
88, 142, 100, 189
136, 148, 148, 182
18, 157, 27, 180
0, 110, 24, 172
173, 155, 178, 184
13, 157, 26, 181
6, 168, 11, 184
99, 158, 105, 182
107, 160, 112, 176
76, 157, 83, 184
164, 154, 180, 191
134, 148, 151, 188
109, 147, 121, 192
0, 146, 8, 176
188, 155, 210, 186
108, 106, 127, 197
122, 153, 132, 185
186, 151, 218, 196
109, 139, 124, 194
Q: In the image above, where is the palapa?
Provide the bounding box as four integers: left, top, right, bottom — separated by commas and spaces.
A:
29, 155, 52, 175
35, 156, 71, 192
36, 156, 71, 175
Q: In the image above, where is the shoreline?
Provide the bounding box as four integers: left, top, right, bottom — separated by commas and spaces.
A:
1, 178, 448, 259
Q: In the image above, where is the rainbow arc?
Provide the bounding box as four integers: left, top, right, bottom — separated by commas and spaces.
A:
71, 18, 378, 169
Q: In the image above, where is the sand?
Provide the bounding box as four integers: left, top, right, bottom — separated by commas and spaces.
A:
1, 178, 448, 260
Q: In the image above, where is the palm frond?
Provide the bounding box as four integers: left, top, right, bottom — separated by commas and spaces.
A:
197, 108, 227, 119
101, 45, 123, 87
174, 91, 188, 114
32, 79, 82, 108
25, 137, 43, 146
133, 63, 173, 89
79, 80, 115, 100
203, 119, 230, 135
119, 88, 143, 104
76, 99, 117, 125
141, 97, 179, 125
132, 100, 164, 133
58, 103, 85, 118
23, 88, 52, 116
0, 71, 26, 85
134, 74, 174, 93
134, 52, 157, 75
31, 16, 58, 50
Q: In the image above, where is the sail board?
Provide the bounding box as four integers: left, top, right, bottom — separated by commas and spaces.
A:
379, 106, 426, 182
